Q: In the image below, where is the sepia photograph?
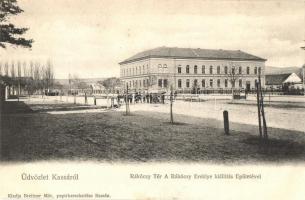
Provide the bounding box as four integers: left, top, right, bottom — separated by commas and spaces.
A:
0, 0, 304, 199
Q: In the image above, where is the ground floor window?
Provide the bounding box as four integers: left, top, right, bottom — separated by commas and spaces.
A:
210, 79, 213, 87
239, 79, 242, 88
186, 79, 190, 88
178, 79, 182, 88
158, 79, 162, 87
217, 79, 221, 87
164, 79, 168, 88
202, 79, 205, 88
225, 79, 228, 88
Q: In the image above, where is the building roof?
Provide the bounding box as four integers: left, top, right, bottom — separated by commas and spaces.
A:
265, 73, 293, 85
119, 47, 266, 64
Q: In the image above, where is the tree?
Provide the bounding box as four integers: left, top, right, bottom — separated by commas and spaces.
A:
0, 0, 33, 48
100, 77, 121, 92
226, 62, 241, 99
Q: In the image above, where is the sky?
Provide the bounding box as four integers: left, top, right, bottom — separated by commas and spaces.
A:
0, 0, 304, 79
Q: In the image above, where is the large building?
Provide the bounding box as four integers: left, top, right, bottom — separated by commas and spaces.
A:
119, 47, 266, 93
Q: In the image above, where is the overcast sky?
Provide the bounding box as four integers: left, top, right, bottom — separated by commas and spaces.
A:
0, 0, 304, 79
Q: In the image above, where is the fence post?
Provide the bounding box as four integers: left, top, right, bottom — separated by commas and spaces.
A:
223, 110, 229, 135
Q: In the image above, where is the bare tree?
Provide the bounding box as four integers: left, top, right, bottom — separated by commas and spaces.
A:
226, 62, 242, 99
42, 59, 54, 92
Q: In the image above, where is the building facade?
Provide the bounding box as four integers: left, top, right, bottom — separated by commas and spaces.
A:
119, 47, 266, 93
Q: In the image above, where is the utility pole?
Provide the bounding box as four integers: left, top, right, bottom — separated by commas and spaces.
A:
170, 85, 174, 124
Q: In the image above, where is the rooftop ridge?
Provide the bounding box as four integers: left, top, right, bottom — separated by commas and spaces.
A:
119, 46, 266, 65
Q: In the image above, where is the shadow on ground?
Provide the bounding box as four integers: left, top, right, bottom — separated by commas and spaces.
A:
1, 100, 305, 164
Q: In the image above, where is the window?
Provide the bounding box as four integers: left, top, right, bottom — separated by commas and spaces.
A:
186, 79, 190, 88
136, 67, 138, 75
209, 66, 213, 74
194, 79, 198, 87
247, 67, 250, 74
194, 65, 198, 74
202, 65, 205, 74
143, 65, 145, 74
254, 67, 257, 75
178, 66, 182, 74
239, 79, 242, 87
258, 67, 261, 75
139, 67, 141, 74
164, 79, 168, 88
209, 79, 213, 87
225, 79, 228, 88
239, 66, 242, 74
217, 66, 220, 74
143, 79, 145, 87
178, 79, 182, 88
158, 79, 162, 87
231, 67, 235, 74
158, 64, 162, 73
186, 65, 190, 74
202, 79, 206, 88
139, 80, 141, 87
232, 80, 236, 88
133, 68, 135, 75
217, 79, 221, 87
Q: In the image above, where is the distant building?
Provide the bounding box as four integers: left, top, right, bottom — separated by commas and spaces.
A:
265, 73, 303, 90
119, 47, 266, 93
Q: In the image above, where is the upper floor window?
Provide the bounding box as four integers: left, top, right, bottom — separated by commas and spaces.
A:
254, 67, 257, 75
194, 65, 198, 74
178, 66, 182, 74
186, 65, 190, 74
247, 66, 250, 75
217, 79, 221, 87
217, 66, 220, 74
258, 67, 261, 75
225, 79, 228, 88
209, 66, 213, 74
239, 66, 242, 74
224, 66, 228, 74
202, 65, 205, 74
239, 79, 242, 87
231, 67, 235, 74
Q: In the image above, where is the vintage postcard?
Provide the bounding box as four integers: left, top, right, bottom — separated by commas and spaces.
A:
0, 0, 304, 199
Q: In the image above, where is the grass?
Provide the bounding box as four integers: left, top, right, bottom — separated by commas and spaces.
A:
1, 99, 305, 164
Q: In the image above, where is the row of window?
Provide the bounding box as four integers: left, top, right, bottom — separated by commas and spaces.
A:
125, 78, 253, 89
122, 64, 262, 77
121, 64, 149, 77
178, 79, 245, 88
177, 65, 261, 75
125, 79, 150, 88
